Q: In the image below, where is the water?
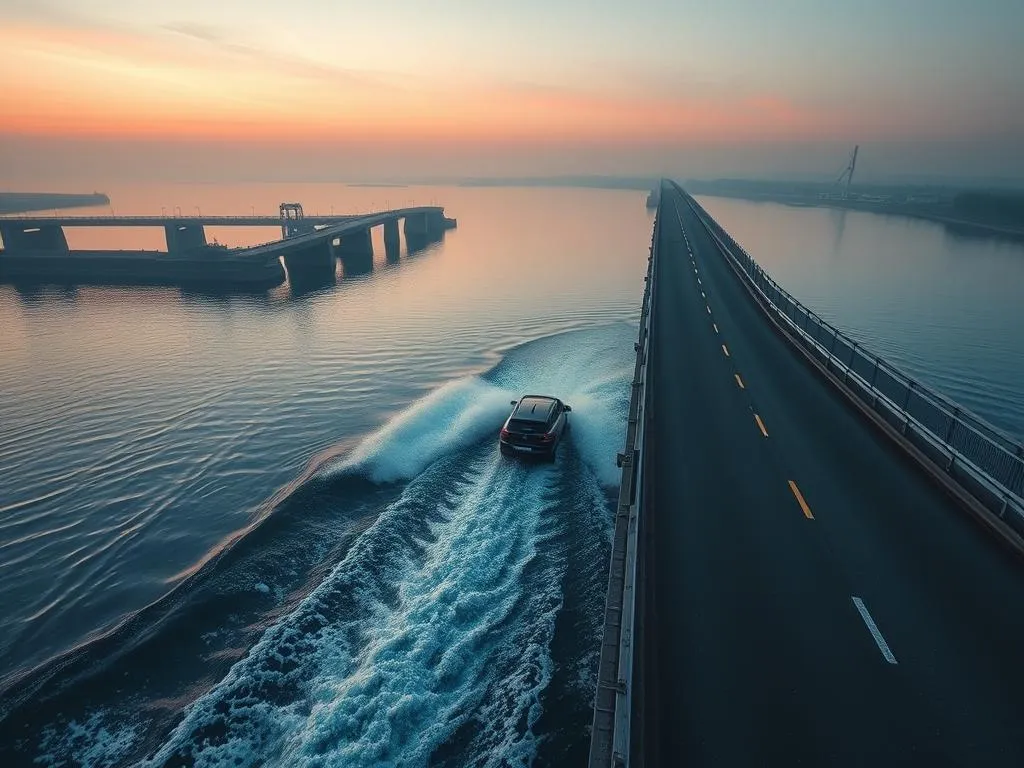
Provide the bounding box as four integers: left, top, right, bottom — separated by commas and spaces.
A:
1, 183, 1022, 765
0, 184, 644, 766
696, 196, 1024, 441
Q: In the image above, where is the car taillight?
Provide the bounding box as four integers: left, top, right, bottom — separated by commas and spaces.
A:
500, 427, 510, 439
540, 432, 555, 442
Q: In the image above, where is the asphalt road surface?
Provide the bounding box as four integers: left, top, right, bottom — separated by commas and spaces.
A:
639, 182, 1024, 766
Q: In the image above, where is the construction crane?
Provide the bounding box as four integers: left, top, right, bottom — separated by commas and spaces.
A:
836, 145, 859, 199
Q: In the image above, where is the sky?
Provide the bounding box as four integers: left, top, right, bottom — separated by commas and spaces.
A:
2, 0, 1023, 184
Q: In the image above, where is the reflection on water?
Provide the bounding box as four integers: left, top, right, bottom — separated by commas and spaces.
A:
3, 235, 451, 304
0, 184, 651, 688
828, 207, 848, 252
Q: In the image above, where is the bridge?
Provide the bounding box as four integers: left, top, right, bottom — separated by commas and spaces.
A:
0, 203, 455, 287
590, 181, 1024, 766
239, 206, 454, 272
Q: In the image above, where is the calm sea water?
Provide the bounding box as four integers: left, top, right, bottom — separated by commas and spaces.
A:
697, 196, 1024, 441
0, 184, 1022, 766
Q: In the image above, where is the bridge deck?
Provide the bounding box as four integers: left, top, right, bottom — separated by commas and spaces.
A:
237, 207, 447, 258
640, 183, 1024, 765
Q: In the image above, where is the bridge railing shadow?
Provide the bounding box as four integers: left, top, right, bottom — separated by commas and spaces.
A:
679, 185, 1024, 528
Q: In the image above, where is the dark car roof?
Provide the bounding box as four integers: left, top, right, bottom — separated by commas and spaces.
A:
513, 396, 559, 422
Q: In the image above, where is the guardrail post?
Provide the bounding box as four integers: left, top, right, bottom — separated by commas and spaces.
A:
870, 358, 880, 407
825, 329, 838, 372
843, 343, 857, 384
944, 409, 960, 445
901, 382, 914, 434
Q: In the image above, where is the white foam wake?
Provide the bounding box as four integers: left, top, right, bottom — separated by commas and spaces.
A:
332, 377, 518, 483
39, 325, 633, 767
144, 452, 566, 767
329, 324, 634, 488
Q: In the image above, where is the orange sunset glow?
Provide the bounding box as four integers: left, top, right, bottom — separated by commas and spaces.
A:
2, 20, 844, 145
2, 1, 1022, 181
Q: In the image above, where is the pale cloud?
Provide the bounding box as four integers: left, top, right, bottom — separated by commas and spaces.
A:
0, 18, 416, 138
2, 1, 1021, 157
159, 21, 221, 43
158, 20, 407, 91
2, 16, 849, 145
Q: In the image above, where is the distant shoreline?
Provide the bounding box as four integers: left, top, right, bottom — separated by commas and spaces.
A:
0, 192, 110, 215
689, 188, 1024, 243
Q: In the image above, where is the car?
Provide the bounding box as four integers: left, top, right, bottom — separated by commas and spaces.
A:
499, 395, 572, 461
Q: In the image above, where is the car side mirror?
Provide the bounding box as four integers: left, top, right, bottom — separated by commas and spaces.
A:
510, 400, 518, 406
564, 405, 572, 412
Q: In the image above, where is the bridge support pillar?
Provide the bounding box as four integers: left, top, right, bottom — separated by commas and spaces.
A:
0, 224, 69, 254
164, 224, 207, 254
383, 219, 401, 262
340, 251, 373, 276
334, 227, 373, 259
403, 214, 446, 254
332, 227, 374, 275
403, 213, 429, 238
334, 233, 371, 276
283, 241, 336, 283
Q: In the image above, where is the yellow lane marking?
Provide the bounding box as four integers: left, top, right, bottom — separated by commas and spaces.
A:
754, 413, 769, 437
722, 344, 730, 357
713, 323, 719, 333
788, 480, 814, 519
735, 374, 745, 389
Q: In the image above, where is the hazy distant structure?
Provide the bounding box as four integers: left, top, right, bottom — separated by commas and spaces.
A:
279, 202, 306, 238
836, 145, 859, 199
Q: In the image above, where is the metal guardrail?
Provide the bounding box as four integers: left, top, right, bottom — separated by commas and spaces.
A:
676, 185, 1024, 527
588, 195, 658, 768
